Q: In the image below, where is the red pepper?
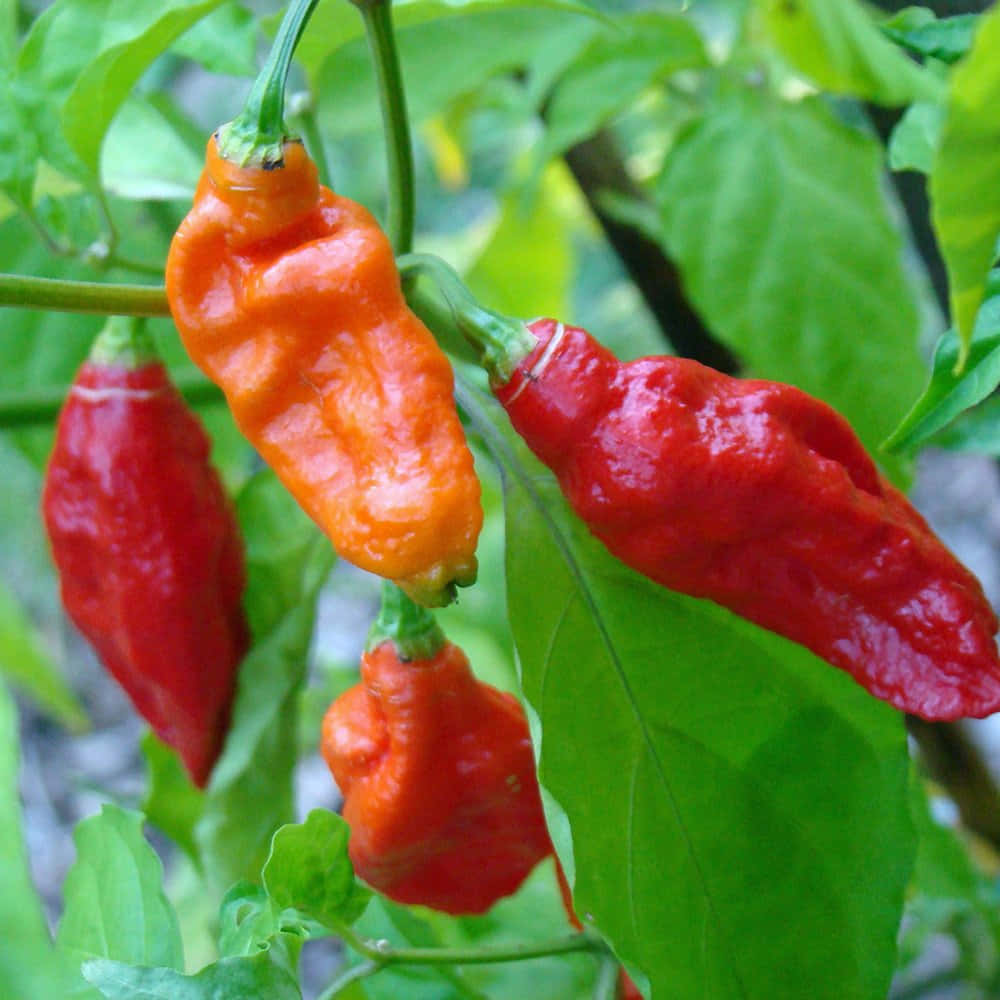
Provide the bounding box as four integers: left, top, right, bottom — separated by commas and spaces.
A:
321, 585, 555, 914
492, 319, 1000, 721
42, 318, 248, 786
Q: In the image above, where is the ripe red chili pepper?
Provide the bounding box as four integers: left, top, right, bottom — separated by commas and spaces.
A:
42, 318, 248, 786
398, 253, 1000, 722
496, 319, 1000, 721
320, 585, 555, 914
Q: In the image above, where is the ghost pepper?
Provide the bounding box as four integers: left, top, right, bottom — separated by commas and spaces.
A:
42, 318, 248, 786
399, 252, 1000, 722
165, 0, 481, 607
321, 584, 555, 914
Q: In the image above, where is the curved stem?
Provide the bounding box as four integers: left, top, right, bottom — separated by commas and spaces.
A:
368, 580, 445, 661
0, 373, 224, 428
359, 0, 415, 254
217, 0, 320, 166
335, 917, 603, 967
397, 252, 535, 382
0, 274, 169, 316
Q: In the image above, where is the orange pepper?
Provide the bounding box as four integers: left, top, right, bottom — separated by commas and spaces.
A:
165, 137, 482, 606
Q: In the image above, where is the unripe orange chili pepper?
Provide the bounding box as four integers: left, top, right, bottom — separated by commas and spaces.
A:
165, 137, 482, 606
321, 585, 555, 914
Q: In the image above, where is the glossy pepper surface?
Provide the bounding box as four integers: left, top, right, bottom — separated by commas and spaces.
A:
42, 320, 248, 786
321, 618, 554, 914
165, 138, 481, 607
491, 319, 1000, 722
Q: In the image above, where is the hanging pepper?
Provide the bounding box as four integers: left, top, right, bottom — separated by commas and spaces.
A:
42, 318, 248, 787
321, 584, 555, 914
399, 253, 1000, 722
165, 0, 480, 607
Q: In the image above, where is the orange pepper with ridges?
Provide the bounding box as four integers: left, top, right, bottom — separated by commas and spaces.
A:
165, 137, 482, 606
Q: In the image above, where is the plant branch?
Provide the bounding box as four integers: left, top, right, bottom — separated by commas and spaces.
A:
357, 0, 415, 254
0, 274, 169, 316
559, 128, 740, 374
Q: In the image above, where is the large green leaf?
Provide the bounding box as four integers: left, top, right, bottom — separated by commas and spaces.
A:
883, 268, 1000, 454
83, 951, 301, 1000
0, 579, 87, 731
457, 382, 914, 999
888, 100, 945, 174
314, 6, 601, 139
757, 0, 940, 105
0, 682, 72, 998
56, 805, 184, 972
537, 11, 707, 163
172, 1, 257, 77
656, 91, 923, 477
195, 470, 334, 892
141, 731, 206, 865
881, 7, 977, 65
930, 4, 1000, 363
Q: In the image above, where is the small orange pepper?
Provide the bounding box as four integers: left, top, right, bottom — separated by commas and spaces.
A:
165, 137, 482, 606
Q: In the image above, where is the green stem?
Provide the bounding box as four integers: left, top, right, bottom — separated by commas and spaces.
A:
0, 373, 224, 428
357, 0, 415, 254
0, 274, 169, 316
367, 580, 445, 661
88, 316, 157, 368
396, 252, 535, 382
335, 917, 602, 967
216, 0, 320, 166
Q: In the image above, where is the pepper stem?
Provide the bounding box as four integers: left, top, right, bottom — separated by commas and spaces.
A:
216, 0, 320, 167
88, 316, 158, 369
395, 253, 536, 384
367, 581, 445, 662
355, 0, 415, 255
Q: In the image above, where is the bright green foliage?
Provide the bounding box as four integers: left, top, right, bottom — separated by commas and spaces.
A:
757, 0, 940, 105
458, 382, 915, 1000
195, 470, 335, 892
884, 269, 1000, 453
888, 100, 945, 173
262, 810, 371, 929
57, 805, 184, 973
0, 578, 87, 731
83, 951, 301, 1000
142, 732, 206, 865
881, 7, 977, 65
657, 91, 923, 475
930, 4, 1000, 364
0, 682, 73, 998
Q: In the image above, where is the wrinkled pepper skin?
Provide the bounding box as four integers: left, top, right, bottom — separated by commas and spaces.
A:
166, 138, 482, 606
321, 640, 554, 914
42, 358, 248, 786
494, 319, 1000, 721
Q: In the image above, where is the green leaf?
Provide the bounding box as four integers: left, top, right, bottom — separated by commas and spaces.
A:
0, 578, 87, 731
101, 96, 203, 200
141, 731, 205, 865
656, 92, 924, 478
881, 7, 977, 65
293, 0, 606, 81
217, 883, 280, 959
314, 6, 602, 139
56, 805, 184, 971
0, 681, 72, 998
467, 172, 572, 323
60, 0, 224, 177
458, 382, 915, 1000
537, 11, 707, 162
888, 100, 945, 174
195, 470, 335, 892
757, 0, 940, 105
262, 810, 371, 930
909, 776, 979, 901
883, 268, 1000, 453
928, 393, 1000, 455
83, 951, 301, 1000
930, 4, 1000, 363
172, 1, 257, 77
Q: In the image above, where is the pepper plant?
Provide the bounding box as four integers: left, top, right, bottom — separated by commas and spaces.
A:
3, 1, 1000, 999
